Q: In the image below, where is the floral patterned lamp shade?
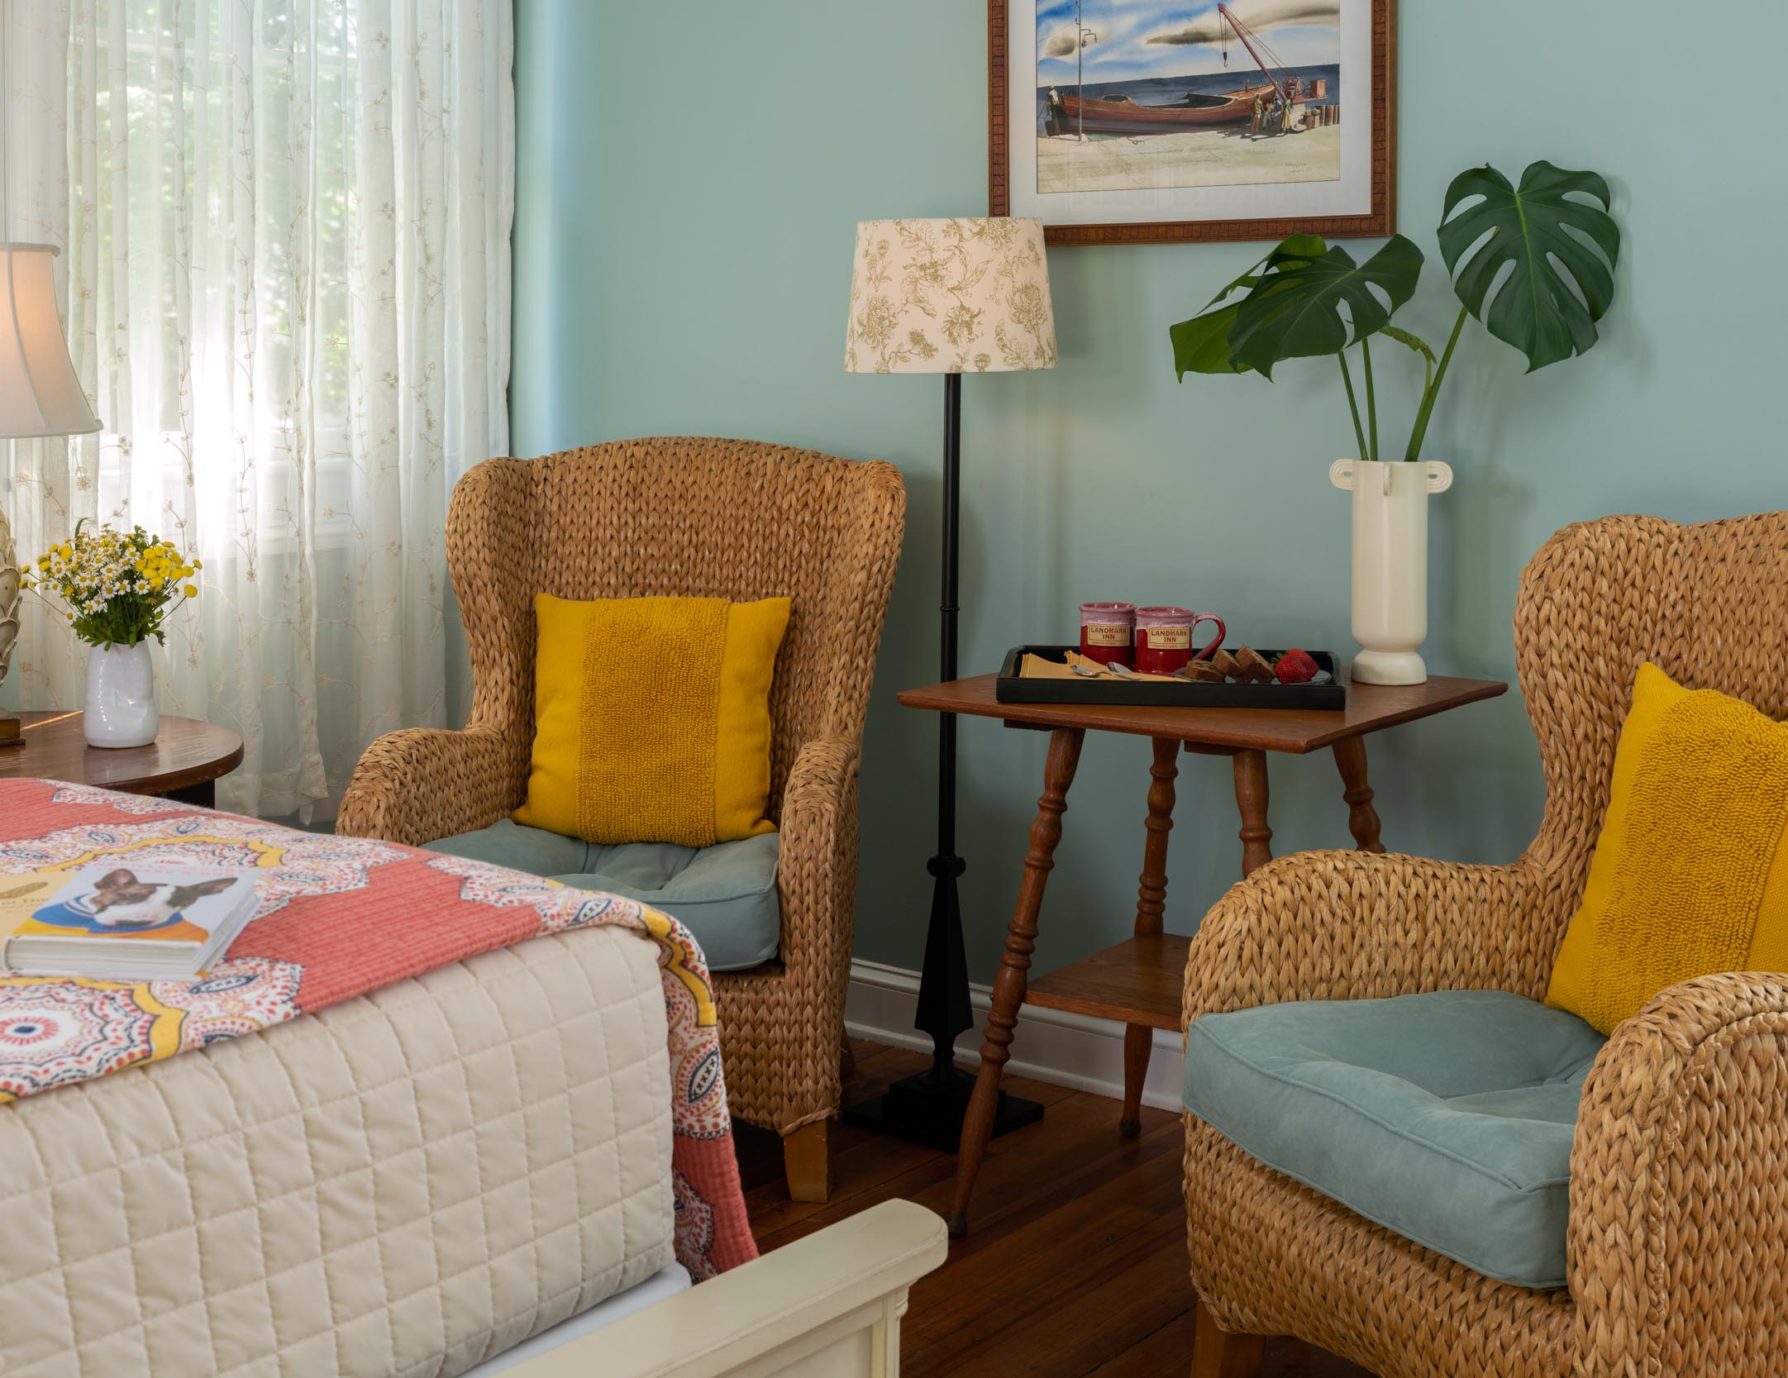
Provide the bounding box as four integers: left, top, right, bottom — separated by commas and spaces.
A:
844, 217, 1057, 375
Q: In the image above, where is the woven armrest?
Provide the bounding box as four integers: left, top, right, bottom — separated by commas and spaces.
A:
1569, 971, 1788, 1373
1183, 849, 1569, 1025
708, 732, 863, 1133
776, 735, 860, 988
336, 725, 526, 847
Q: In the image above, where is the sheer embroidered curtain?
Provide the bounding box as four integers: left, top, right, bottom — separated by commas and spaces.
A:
3, 1, 513, 817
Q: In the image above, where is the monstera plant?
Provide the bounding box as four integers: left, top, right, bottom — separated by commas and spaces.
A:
1171, 160, 1623, 688
1171, 160, 1622, 462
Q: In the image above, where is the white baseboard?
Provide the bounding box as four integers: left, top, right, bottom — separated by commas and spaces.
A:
843, 959, 1185, 1114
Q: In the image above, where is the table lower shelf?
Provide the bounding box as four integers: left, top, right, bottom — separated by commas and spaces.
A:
1024, 932, 1192, 1031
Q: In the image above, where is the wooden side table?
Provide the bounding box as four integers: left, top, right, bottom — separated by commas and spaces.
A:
895, 672, 1508, 1237
0, 711, 246, 807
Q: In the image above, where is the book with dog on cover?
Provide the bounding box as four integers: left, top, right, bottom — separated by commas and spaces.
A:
0, 864, 260, 979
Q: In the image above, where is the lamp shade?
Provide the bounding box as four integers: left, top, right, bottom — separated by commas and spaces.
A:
845, 218, 1057, 375
0, 242, 99, 439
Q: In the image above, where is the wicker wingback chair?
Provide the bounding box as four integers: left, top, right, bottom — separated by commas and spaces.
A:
1183, 512, 1788, 1378
337, 438, 905, 1202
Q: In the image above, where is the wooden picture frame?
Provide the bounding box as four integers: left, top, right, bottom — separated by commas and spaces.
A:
990, 0, 1396, 246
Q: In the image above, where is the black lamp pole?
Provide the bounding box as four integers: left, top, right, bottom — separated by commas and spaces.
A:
914, 373, 972, 1078
844, 373, 1043, 1148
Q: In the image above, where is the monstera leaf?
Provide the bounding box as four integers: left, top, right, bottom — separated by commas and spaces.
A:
1228, 236, 1424, 378
1438, 161, 1619, 372
1171, 234, 1424, 379
1170, 233, 1322, 377
1169, 302, 1249, 377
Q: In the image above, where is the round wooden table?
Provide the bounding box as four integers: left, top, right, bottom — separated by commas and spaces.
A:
0, 711, 245, 807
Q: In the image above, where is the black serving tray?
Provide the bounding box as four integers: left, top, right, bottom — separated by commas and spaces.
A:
995, 645, 1346, 710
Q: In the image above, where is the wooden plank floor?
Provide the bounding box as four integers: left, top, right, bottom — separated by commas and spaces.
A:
735, 1039, 1374, 1378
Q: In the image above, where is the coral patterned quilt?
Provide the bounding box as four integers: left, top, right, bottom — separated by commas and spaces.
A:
0, 778, 756, 1278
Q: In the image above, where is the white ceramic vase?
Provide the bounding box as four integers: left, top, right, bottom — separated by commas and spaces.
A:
1329, 458, 1454, 686
84, 642, 159, 748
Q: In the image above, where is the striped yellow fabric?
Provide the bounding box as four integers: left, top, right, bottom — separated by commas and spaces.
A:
1547, 663, 1788, 1034
515, 593, 790, 847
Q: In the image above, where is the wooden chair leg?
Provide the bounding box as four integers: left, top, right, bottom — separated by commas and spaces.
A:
783, 1119, 831, 1204
1190, 1299, 1265, 1378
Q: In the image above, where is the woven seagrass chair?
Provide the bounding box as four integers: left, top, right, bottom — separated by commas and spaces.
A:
337, 438, 905, 1202
1183, 511, 1788, 1378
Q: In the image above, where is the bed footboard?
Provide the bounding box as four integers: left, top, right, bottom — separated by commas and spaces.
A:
509, 1200, 948, 1378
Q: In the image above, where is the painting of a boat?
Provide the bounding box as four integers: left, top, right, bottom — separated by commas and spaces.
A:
998, 0, 1391, 244
1047, 82, 1278, 135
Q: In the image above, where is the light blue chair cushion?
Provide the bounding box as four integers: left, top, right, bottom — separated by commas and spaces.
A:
1183, 989, 1607, 1289
425, 819, 780, 972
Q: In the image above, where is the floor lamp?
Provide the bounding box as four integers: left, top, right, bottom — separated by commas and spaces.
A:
842, 217, 1058, 1148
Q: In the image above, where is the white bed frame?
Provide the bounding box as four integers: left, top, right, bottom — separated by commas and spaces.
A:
506, 1200, 947, 1378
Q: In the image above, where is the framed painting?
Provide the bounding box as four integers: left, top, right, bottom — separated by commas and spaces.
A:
989, 0, 1396, 245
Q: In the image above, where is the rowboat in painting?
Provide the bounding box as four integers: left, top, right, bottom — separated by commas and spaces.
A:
1046, 3, 1317, 139
1047, 83, 1279, 136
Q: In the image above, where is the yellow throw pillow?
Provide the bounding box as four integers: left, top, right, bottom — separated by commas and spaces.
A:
514, 593, 790, 848
1546, 663, 1788, 1034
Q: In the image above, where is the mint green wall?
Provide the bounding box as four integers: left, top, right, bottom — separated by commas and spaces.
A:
512, 0, 1787, 981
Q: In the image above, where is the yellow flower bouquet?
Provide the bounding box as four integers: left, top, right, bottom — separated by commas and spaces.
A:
24, 521, 201, 649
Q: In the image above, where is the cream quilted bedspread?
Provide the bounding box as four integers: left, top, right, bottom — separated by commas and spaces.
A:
0, 926, 675, 1377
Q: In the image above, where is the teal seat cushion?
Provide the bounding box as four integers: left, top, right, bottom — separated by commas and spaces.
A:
1183, 989, 1606, 1289
425, 819, 780, 972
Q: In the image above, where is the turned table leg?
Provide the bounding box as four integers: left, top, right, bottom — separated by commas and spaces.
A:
1331, 734, 1387, 852
1232, 749, 1273, 877
949, 726, 1084, 1239
1121, 736, 1180, 1140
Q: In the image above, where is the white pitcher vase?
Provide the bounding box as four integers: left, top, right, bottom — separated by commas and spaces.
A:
1329, 458, 1454, 686
84, 642, 159, 748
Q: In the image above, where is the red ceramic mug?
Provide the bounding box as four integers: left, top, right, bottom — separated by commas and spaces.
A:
1134, 606, 1226, 674
1078, 602, 1136, 666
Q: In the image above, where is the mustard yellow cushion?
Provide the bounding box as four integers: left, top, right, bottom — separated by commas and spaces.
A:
514, 593, 790, 848
1546, 663, 1788, 1034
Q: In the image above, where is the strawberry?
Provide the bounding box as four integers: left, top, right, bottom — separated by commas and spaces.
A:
1275, 648, 1320, 684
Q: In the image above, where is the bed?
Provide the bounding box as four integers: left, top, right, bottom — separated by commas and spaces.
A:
0, 779, 944, 1377
0, 777, 762, 1377
0, 924, 683, 1376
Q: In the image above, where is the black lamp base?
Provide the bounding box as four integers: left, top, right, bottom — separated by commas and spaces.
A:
843, 1064, 1043, 1153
